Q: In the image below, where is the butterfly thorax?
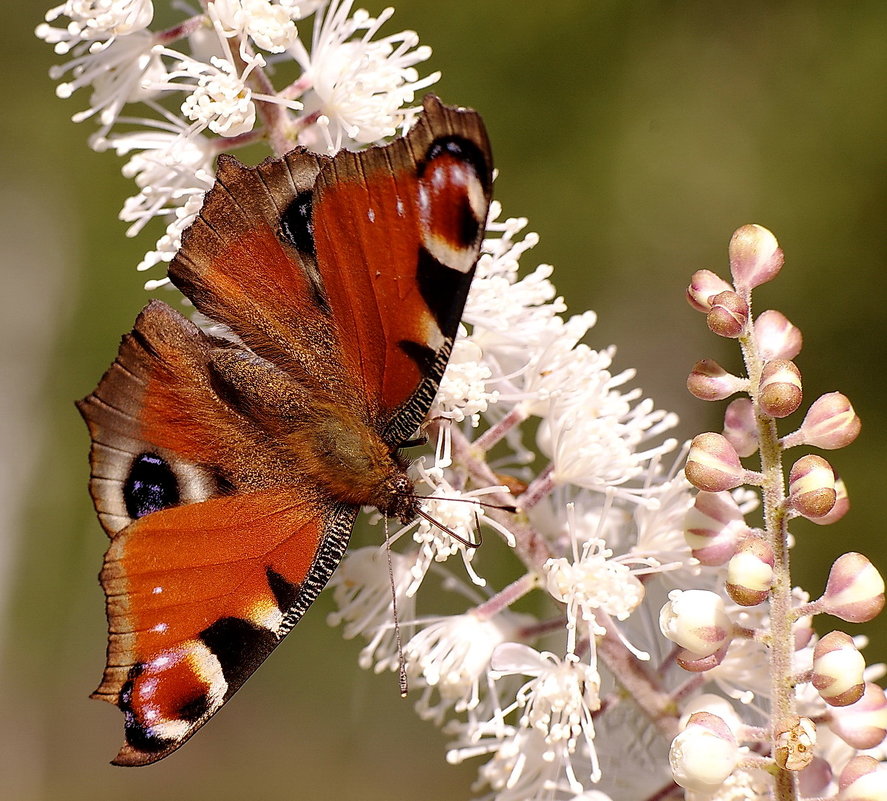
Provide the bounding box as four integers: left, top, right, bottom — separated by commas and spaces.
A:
209, 345, 419, 522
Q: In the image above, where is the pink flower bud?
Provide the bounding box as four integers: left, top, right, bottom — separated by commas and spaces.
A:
660, 589, 733, 658
707, 290, 749, 338
830, 683, 887, 750
822, 553, 885, 623
819, 551, 884, 623
839, 755, 887, 800
684, 491, 747, 566
676, 644, 729, 672
810, 476, 850, 527
685, 433, 745, 493
812, 631, 866, 707
687, 269, 733, 313
687, 360, 745, 401
669, 712, 739, 793
726, 538, 774, 606
729, 224, 784, 291
759, 359, 803, 418
788, 454, 837, 519
723, 397, 758, 458
754, 309, 803, 361
799, 392, 862, 449
774, 716, 817, 772
799, 757, 833, 798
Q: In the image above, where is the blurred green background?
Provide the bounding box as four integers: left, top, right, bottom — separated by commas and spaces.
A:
2, 1, 885, 799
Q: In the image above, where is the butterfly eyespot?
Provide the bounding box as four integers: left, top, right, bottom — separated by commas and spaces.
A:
423, 134, 491, 190
279, 189, 315, 257
123, 453, 180, 519
417, 135, 490, 273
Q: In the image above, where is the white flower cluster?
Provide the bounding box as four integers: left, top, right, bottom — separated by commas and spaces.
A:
42, 3, 887, 800
330, 205, 700, 800
37, 0, 436, 275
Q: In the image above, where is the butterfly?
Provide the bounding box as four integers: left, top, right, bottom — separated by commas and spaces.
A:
77, 95, 493, 766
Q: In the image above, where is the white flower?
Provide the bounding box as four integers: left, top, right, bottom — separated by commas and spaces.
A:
490, 645, 603, 788
397, 473, 515, 596
431, 333, 498, 426
406, 609, 529, 723
213, 0, 302, 53
544, 504, 647, 657
47, 30, 165, 134
327, 546, 415, 673
291, 0, 439, 152
537, 358, 679, 495
37, 0, 154, 54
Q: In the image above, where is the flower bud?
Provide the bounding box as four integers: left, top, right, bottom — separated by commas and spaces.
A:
687, 269, 733, 313
680, 694, 742, 734
676, 644, 729, 672
729, 224, 784, 291
810, 476, 850, 526
799, 757, 834, 798
706, 290, 749, 338
821, 553, 885, 623
687, 360, 745, 402
723, 397, 758, 458
830, 683, 887, 750
788, 454, 837, 519
758, 359, 803, 418
754, 309, 803, 361
685, 433, 745, 493
726, 538, 773, 606
774, 716, 816, 771
812, 631, 865, 707
839, 755, 887, 801
799, 392, 861, 449
669, 712, 739, 793
660, 590, 732, 658
684, 491, 747, 566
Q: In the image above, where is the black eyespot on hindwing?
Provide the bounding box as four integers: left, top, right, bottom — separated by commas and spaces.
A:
123, 453, 180, 520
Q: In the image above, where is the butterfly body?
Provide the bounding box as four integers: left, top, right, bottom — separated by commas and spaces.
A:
78, 96, 492, 765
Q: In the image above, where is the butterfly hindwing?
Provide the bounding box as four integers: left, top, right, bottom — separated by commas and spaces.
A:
98, 490, 355, 766
80, 96, 493, 765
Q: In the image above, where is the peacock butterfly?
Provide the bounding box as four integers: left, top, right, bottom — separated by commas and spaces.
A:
77, 95, 493, 766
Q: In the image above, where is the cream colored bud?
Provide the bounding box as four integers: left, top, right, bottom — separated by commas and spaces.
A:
759, 359, 802, 418
726, 538, 774, 606
685, 433, 745, 493
789, 454, 837, 519
660, 590, 732, 658
812, 631, 865, 707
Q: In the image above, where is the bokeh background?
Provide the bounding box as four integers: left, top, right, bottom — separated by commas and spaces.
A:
2, 1, 885, 799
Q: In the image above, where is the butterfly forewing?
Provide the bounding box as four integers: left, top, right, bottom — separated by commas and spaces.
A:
79, 96, 492, 764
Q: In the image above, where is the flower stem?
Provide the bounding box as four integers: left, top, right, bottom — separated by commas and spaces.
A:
739, 312, 798, 801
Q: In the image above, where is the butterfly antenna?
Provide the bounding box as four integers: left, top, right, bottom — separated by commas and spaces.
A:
434, 495, 518, 515
384, 517, 409, 697
415, 507, 482, 549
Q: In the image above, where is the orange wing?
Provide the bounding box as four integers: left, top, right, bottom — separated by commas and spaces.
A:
97, 490, 354, 766
168, 95, 493, 445
78, 300, 357, 765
